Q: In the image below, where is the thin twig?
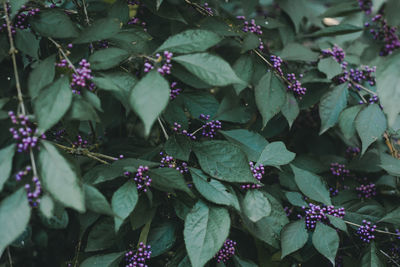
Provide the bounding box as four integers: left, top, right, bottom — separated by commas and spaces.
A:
81, 0, 91, 25
83, 152, 109, 164
380, 249, 400, 267
344, 220, 400, 236
7, 247, 13, 267
29, 148, 39, 177
48, 37, 78, 73
89, 151, 118, 161
158, 117, 169, 140
4, 2, 25, 116
73, 239, 82, 267
350, 80, 377, 95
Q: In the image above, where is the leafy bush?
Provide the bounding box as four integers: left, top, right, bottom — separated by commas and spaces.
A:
1, 0, 400, 266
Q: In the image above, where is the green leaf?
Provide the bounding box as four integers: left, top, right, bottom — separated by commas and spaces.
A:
285, 191, 307, 207
184, 200, 230, 267
279, 43, 319, 62
379, 207, 400, 224
257, 141, 295, 167
67, 97, 99, 122
34, 76, 72, 132
156, 29, 221, 53
233, 54, 253, 94
75, 17, 121, 44
130, 71, 170, 136
281, 220, 308, 258
242, 190, 271, 222
319, 83, 348, 134
164, 134, 191, 161
233, 256, 258, 267
84, 184, 114, 216
183, 92, 219, 118
15, 29, 39, 59
191, 168, 240, 210
385, 0, 400, 26
108, 0, 129, 23
148, 168, 193, 196
380, 153, 400, 176
0, 188, 31, 256
306, 24, 362, 37
255, 72, 286, 128
173, 53, 245, 86
28, 55, 56, 99
291, 165, 331, 205
376, 51, 400, 126
360, 242, 384, 267
320, 2, 360, 17
112, 181, 138, 232
241, 33, 260, 53
327, 215, 347, 232
192, 140, 259, 183
214, 91, 252, 123
312, 223, 339, 265
38, 194, 54, 219
0, 144, 15, 192
147, 222, 177, 257
318, 58, 343, 80
338, 105, 363, 140
80, 252, 123, 267
30, 10, 79, 38
85, 218, 116, 252
39, 141, 85, 212
355, 104, 387, 154
240, 192, 288, 248
220, 129, 268, 162
10, 0, 29, 19
281, 93, 300, 128
89, 48, 130, 70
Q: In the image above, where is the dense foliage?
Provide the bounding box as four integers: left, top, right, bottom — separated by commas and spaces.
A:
1, 0, 400, 266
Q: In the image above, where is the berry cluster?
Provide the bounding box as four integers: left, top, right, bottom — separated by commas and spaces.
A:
365, 14, 400, 56
159, 152, 189, 173
72, 135, 89, 148
358, 0, 372, 15
15, 165, 32, 181
357, 220, 376, 243
199, 114, 222, 138
127, 17, 147, 31
214, 239, 236, 263
170, 82, 182, 100
25, 176, 42, 207
241, 162, 264, 189
303, 203, 345, 230
270, 55, 306, 96
338, 65, 376, 90
330, 163, 350, 178
124, 166, 151, 192
203, 2, 213, 15
172, 122, 196, 140
287, 73, 306, 96
322, 44, 346, 66
56, 58, 95, 94
346, 146, 360, 158
124, 242, 152, 267
356, 183, 376, 198
9, 111, 46, 152
236, 16, 265, 50
0, 5, 40, 33
368, 94, 379, 104
144, 51, 173, 75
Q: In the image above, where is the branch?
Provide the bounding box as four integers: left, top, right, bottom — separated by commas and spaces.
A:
48, 37, 78, 73
158, 117, 169, 140
380, 249, 400, 267
344, 220, 400, 236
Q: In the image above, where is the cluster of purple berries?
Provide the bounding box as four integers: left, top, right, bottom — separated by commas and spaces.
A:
144, 51, 173, 75
203, 2, 213, 15
330, 163, 350, 178
365, 14, 400, 56
322, 44, 346, 67
127, 0, 140, 5
358, 0, 372, 15
356, 183, 376, 198
287, 73, 306, 96
56, 59, 95, 94
72, 135, 89, 148
25, 176, 42, 207
303, 203, 345, 230
0, 5, 40, 33
357, 220, 376, 243
8, 111, 46, 152
214, 239, 236, 263
170, 82, 182, 100
172, 122, 196, 140
368, 94, 379, 104
159, 152, 188, 173
241, 162, 264, 189
124, 166, 151, 192
124, 242, 151, 267
270, 55, 284, 76
236, 16, 265, 50
338, 65, 376, 90
346, 146, 360, 158
199, 114, 222, 138
15, 165, 32, 181
127, 17, 147, 31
